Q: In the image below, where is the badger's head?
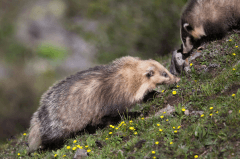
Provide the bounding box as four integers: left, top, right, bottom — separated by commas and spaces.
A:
144, 60, 180, 86
180, 22, 206, 54
118, 57, 180, 101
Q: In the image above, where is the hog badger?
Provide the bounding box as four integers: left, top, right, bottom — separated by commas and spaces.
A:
180, 0, 240, 54
28, 56, 180, 153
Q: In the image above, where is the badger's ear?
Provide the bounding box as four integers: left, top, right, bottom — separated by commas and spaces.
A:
144, 67, 154, 78
183, 23, 193, 33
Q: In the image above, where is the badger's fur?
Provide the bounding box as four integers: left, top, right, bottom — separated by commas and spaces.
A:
28, 56, 180, 153
180, 0, 240, 54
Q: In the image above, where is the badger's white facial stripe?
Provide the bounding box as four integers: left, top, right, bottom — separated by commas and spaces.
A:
183, 23, 190, 32
183, 37, 193, 53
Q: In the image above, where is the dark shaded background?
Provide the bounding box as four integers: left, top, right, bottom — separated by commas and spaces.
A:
0, 0, 187, 143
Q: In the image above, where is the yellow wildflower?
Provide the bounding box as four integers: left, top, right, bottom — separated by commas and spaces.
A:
174, 130, 178, 133
201, 114, 204, 117
67, 146, 71, 149
134, 132, 138, 135
162, 90, 164, 93
159, 129, 163, 132
216, 111, 218, 114
152, 151, 156, 154
166, 119, 169, 121
163, 112, 166, 114
210, 113, 213, 116
232, 53, 236, 56
157, 124, 160, 126
23, 133, 27, 136
229, 39, 232, 41
155, 141, 159, 145
209, 107, 213, 110
232, 94, 236, 97
194, 155, 199, 158
63, 155, 66, 157
129, 127, 135, 130
72, 147, 77, 151
172, 91, 177, 95
85, 145, 88, 148
54, 154, 57, 157
105, 138, 108, 140
109, 132, 112, 134
178, 126, 181, 129
87, 149, 91, 153
18, 153, 20, 156
182, 108, 186, 112
141, 117, 144, 120
160, 116, 164, 119
77, 145, 82, 149
190, 63, 193, 66
173, 127, 175, 129
170, 142, 173, 145
236, 46, 238, 48
73, 140, 77, 143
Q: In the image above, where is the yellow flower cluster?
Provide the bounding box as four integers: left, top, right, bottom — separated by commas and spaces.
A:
118, 121, 126, 128
109, 125, 115, 128
77, 145, 83, 149
129, 127, 135, 131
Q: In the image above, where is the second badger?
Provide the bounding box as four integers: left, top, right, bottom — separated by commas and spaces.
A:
28, 56, 180, 153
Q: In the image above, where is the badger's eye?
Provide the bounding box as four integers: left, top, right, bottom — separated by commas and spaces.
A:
162, 72, 168, 78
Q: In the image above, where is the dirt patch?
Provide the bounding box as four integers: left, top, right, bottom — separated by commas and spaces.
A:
164, 95, 182, 107
221, 84, 240, 96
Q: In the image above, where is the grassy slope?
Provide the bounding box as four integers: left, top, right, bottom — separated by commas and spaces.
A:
0, 34, 240, 159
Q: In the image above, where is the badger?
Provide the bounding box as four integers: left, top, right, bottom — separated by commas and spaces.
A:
28, 56, 180, 153
180, 0, 240, 54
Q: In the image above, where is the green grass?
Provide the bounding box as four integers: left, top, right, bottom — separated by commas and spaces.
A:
0, 34, 240, 159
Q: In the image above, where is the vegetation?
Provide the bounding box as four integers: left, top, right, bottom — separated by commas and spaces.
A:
65, 0, 186, 63
1, 33, 239, 158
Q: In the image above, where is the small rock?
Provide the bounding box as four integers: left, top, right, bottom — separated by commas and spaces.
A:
208, 63, 219, 68
184, 110, 190, 115
155, 104, 175, 116
228, 110, 232, 114
73, 149, 88, 159
190, 111, 204, 115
